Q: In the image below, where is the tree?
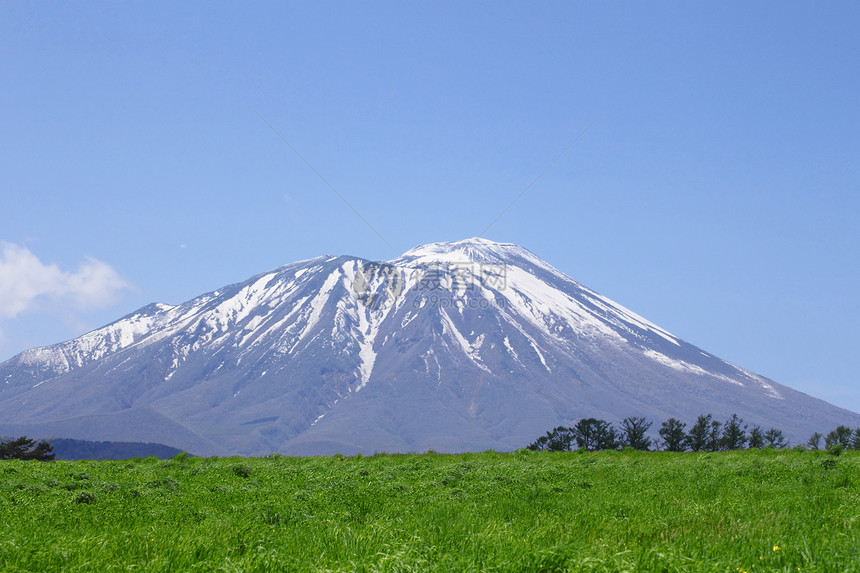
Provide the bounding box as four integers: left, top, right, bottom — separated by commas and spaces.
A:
527, 426, 575, 452
527, 436, 547, 451
825, 426, 853, 449
659, 418, 687, 452
571, 418, 600, 451
852, 428, 860, 450
707, 419, 723, 452
594, 420, 619, 451
686, 415, 712, 452
720, 414, 747, 450
569, 418, 619, 451
764, 428, 788, 449
0, 436, 55, 461
620, 417, 652, 451
748, 425, 765, 449
807, 432, 822, 450
571, 418, 618, 451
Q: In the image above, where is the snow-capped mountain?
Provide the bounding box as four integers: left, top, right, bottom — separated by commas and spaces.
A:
1, 238, 857, 455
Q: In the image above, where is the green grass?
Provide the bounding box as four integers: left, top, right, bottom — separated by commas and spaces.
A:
1, 449, 858, 571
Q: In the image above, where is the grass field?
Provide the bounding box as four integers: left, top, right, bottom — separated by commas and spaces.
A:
1, 448, 858, 571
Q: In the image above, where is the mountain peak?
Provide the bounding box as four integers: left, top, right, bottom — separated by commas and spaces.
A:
396, 237, 540, 266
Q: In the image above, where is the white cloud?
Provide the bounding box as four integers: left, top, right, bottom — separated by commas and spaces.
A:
0, 242, 129, 318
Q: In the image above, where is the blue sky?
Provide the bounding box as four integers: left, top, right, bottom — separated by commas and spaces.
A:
2, 2, 858, 414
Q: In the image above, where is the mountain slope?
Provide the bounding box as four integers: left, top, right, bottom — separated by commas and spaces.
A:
1, 238, 857, 455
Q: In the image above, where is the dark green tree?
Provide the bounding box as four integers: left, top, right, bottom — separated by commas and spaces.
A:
764, 428, 788, 449
571, 418, 618, 452
852, 428, 860, 450
527, 436, 546, 451
572, 418, 618, 451
527, 426, 575, 452
619, 417, 652, 451
720, 414, 747, 450
571, 418, 599, 451
686, 415, 712, 452
707, 419, 723, 452
825, 426, 853, 449
0, 436, 55, 461
594, 420, 619, 451
807, 432, 822, 450
747, 425, 765, 449
659, 418, 687, 452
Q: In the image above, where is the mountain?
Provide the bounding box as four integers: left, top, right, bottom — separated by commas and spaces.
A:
0, 238, 857, 455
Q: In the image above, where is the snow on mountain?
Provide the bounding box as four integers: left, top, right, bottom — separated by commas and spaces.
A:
1, 238, 857, 456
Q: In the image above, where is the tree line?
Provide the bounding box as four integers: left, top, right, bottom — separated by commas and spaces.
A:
0, 436, 55, 461
806, 425, 860, 453
527, 415, 860, 453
